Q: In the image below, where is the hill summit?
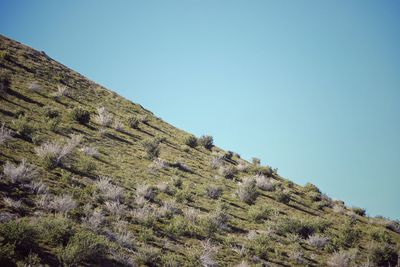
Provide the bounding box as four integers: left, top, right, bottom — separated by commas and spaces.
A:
0, 34, 399, 266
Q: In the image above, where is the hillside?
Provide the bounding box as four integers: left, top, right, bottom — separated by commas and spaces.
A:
0, 34, 399, 267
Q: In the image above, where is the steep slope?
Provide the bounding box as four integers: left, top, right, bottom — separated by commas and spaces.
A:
0, 34, 399, 267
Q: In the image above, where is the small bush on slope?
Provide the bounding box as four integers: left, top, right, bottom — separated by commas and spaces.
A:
12, 115, 35, 139
351, 207, 366, 216
367, 242, 398, 267
236, 177, 258, 204
276, 218, 330, 239
331, 222, 362, 249
184, 134, 198, 148
255, 174, 275, 191
142, 139, 160, 160
69, 107, 90, 124
2, 159, 38, 184
49, 195, 77, 215
35, 134, 82, 169
218, 165, 237, 179
205, 185, 223, 199
327, 250, 355, 267
54, 85, 70, 98
44, 106, 60, 119
0, 218, 39, 260
0, 123, 13, 145
304, 182, 320, 193
275, 190, 291, 204
249, 205, 273, 223
198, 135, 213, 149
0, 69, 11, 94
95, 176, 124, 202
58, 229, 108, 266
127, 115, 139, 129
307, 234, 330, 249
94, 107, 113, 127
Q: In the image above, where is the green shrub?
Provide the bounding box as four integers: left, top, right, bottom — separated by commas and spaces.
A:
200, 205, 230, 236
46, 117, 61, 132
205, 185, 223, 199
184, 135, 198, 148
36, 216, 74, 246
275, 191, 290, 204
12, 116, 35, 138
304, 182, 320, 193
175, 187, 192, 203
0, 69, 11, 94
218, 165, 237, 179
223, 151, 234, 160
247, 165, 272, 176
277, 218, 317, 239
307, 191, 321, 202
142, 139, 160, 160
351, 207, 366, 216
370, 229, 392, 243
249, 206, 273, 223
247, 232, 269, 259
136, 245, 161, 266
127, 115, 139, 129
44, 106, 60, 118
161, 253, 183, 266
0, 218, 39, 257
332, 223, 362, 249
0, 243, 15, 265
368, 242, 398, 267
251, 157, 261, 165
58, 229, 107, 266
171, 176, 183, 188
198, 135, 213, 149
167, 216, 197, 237
78, 156, 96, 174
69, 107, 90, 124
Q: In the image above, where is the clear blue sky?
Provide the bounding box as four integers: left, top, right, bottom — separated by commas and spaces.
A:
1, 0, 399, 219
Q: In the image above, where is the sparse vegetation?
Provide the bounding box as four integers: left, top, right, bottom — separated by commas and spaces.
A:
0, 35, 398, 267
